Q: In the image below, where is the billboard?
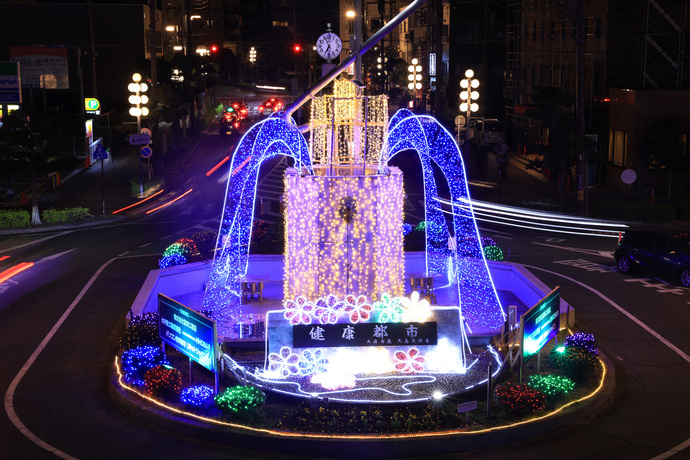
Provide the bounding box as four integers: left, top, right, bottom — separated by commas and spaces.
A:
521, 287, 560, 362
0, 62, 21, 103
9, 46, 69, 89
158, 294, 218, 372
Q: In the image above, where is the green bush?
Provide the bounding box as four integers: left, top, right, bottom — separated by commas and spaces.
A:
119, 323, 161, 351
40, 207, 91, 224
277, 404, 470, 433
549, 347, 600, 383
0, 210, 30, 228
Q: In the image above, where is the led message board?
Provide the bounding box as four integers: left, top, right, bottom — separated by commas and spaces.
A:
293, 322, 437, 348
158, 294, 218, 372
521, 287, 560, 362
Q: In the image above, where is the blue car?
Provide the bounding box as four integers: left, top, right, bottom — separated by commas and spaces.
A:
614, 229, 690, 287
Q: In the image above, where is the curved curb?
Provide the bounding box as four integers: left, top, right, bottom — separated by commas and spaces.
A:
109, 352, 615, 458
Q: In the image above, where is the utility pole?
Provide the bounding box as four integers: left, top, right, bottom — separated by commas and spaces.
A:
149, 0, 157, 100
575, 0, 587, 214
433, 0, 443, 117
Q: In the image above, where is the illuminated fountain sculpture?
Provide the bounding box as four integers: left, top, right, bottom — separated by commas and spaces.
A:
203, 79, 505, 402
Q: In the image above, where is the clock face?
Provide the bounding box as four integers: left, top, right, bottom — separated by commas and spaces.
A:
316, 32, 342, 61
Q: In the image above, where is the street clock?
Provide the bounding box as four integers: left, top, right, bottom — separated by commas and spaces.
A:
316, 32, 342, 61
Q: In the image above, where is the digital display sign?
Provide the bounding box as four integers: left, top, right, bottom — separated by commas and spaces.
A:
522, 287, 560, 362
158, 294, 218, 372
293, 322, 437, 348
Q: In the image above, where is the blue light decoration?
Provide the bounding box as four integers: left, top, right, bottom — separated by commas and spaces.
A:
201, 86, 505, 403
120, 345, 168, 386
202, 114, 313, 320
382, 109, 505, 331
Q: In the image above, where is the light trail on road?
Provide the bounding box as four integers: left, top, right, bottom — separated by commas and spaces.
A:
437, 197, 629, 238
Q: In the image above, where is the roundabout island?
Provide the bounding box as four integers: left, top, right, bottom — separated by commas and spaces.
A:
111, 79, 614, 457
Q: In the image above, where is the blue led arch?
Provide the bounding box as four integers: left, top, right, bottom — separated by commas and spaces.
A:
202, 115, 313, 317
382, 109, 505, 330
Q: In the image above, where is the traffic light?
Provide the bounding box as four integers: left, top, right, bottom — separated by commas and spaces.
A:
210, 44, 219, 54
293, 44, 302, 53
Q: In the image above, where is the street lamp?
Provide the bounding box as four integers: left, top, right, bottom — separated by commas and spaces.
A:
128, 73, 148, 197
459, 69, 479, 142
407, 58, 422, 110
249, 47, 256, 83
346, 7, 362, 80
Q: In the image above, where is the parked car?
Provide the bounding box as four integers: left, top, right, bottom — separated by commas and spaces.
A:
614, 229, 690, 287
473, 118, 506, 147
219, 110, 240, 136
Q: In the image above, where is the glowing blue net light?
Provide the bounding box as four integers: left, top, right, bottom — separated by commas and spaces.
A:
202, 114, 313, 320
121, 345, 168, 386
382, 109, 505, 330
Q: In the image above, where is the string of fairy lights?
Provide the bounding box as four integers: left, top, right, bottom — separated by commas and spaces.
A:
310, 80, 388, 167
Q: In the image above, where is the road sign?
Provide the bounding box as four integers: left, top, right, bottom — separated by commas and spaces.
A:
455, 115, 466, 127
457, 401, 477, 413
140, 127, 152, 137
129, 133, 151, 145
93, 142, 108, 160
621, 169, 637, 185
141, 146, 153, 158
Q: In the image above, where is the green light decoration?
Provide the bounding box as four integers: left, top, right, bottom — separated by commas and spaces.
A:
527, 374, 575, 401
214, 386, 266, 415
482, 244, 504, 261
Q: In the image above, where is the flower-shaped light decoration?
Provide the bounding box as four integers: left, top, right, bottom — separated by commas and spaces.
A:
343, 294, 373, 323
374, 293, 404, 323
401, 291, 432, 323
394, 347, 426, 373
268, 346, 301, 378
313, 294, 345, 324
283, 295, 314, 325
298, 349, 329, 376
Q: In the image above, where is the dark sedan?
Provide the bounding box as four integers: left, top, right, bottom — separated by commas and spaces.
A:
614, 229, 690, 287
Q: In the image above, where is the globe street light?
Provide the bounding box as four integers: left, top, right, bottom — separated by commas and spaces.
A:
249, 47, 257, 83
459, 69, 479, 143
129, 73, 148, 197
407, 58, 422, 111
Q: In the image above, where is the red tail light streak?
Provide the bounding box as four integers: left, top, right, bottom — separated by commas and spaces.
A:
112, 189, 165, 214
145, 188, 194, 215
0, 262, 34, 284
